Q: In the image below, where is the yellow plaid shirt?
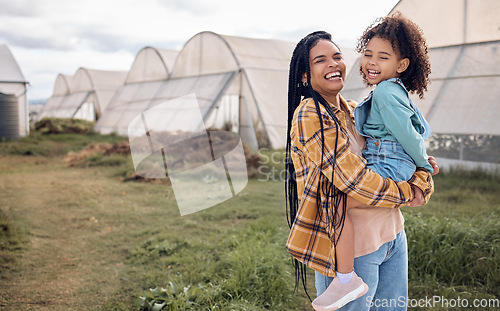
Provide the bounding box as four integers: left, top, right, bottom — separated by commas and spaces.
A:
286, 96, 434, 276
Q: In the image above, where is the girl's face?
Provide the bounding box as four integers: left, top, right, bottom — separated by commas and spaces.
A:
360, 36, 409, 85
303, 39, 346, 99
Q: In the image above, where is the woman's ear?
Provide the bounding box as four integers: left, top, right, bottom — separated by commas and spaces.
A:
397, 58, 410, 74
301, 72, 307, 83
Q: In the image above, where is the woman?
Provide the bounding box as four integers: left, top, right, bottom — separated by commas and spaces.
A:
285, 31, 436, 311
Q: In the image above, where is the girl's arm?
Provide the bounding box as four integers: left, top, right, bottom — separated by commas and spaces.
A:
373, 82, 434, 173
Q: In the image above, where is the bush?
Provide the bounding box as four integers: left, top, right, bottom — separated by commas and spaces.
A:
34, 117, 95, 134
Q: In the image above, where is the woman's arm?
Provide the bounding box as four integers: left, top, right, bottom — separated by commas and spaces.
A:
294, 99, 434, 208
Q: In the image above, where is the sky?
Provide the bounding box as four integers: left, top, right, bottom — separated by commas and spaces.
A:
0, 0, 400, 102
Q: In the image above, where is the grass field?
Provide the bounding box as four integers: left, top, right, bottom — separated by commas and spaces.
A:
0, 132, 499, 310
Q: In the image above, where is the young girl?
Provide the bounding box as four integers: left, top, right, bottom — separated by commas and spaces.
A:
311, 13, 435, 310
354, 12, 434, 180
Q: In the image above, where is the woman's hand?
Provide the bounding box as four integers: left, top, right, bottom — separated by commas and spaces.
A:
408, 157, 438, 207
407, 185, 425, 207
428, 156, 439, 175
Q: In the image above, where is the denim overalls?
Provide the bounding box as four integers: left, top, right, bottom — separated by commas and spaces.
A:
354, 78, 431, 181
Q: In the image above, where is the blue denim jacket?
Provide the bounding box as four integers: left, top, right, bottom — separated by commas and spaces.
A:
354, 78, 433, 173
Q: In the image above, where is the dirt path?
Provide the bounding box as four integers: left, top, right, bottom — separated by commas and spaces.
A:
0, 156, 127, 310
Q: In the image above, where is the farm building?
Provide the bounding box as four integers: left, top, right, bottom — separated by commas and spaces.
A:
95, 32, 358, 150
39, 68, 127, 121
342, 0, 500, 168
0, 44, 29, 139
37, 74, 72, 120
93, 47, 179, 136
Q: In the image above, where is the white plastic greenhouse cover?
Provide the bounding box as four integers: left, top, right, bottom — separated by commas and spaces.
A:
390, 0, 500, 48
343, 0, 500, 136
40, 68, 127, 121
173, 32, 298, 150
39, 74, 72, 120
95, 47, 180, 134
125, 47, 179, 84
0, 44, 29, 137
95, 31, 358, 150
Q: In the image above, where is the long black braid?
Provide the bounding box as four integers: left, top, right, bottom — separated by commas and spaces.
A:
285, 31, 350, 299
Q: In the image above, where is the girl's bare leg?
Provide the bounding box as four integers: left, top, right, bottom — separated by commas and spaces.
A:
311, 196, 370, 310
334, 202, 355, 273
335, 196, 368, 273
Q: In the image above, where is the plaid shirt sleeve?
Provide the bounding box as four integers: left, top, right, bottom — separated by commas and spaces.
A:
286, 98, 434, 276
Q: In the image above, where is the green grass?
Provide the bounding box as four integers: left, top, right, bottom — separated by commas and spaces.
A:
133, 220, 298, 310
0, 209, 28, 272
0, 131, 126, 157
0, 133, 499, 310
402, 169, 500, 309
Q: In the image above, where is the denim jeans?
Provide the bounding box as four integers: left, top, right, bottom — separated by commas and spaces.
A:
362, 139, 416, 181
315, 230, 408, 311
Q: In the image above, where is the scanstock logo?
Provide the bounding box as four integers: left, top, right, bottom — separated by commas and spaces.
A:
127, 94, 248, 215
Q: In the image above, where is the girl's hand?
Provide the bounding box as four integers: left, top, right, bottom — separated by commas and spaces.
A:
428, 156, 439, 175
407, 185, 424, 207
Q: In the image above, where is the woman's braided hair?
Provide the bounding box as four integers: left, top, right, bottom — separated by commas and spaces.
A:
285, 31, 348, 299
356, 12, 431, 99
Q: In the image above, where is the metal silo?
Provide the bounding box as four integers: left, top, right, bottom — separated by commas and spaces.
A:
0, 92, 20, 140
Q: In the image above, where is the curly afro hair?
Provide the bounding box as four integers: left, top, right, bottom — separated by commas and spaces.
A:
356, 12, 431, 99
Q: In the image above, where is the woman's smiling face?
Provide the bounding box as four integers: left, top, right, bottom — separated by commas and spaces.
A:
304, 39, 346, 100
